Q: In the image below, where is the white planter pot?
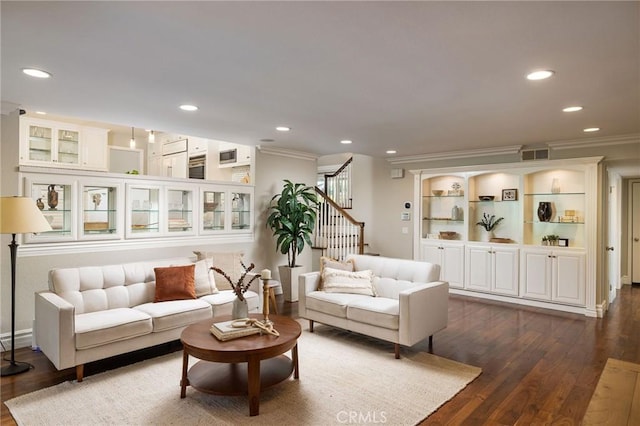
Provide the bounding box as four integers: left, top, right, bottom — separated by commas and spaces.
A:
278, 265, 306, 302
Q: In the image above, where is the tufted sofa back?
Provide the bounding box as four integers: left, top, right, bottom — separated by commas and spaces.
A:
48, 257, 193, 314
346, 254, 441, 300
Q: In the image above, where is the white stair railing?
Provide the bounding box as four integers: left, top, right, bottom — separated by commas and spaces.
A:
314, 187, 364, 260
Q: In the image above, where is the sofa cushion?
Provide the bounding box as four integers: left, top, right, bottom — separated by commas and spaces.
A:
75, 308, 152, 350
322, 268, 376, 296
305, 291, 369, 318
347, 254, 440, 283
134, 299, 212, 332
347, 297, 399, 330
373, 277, 423, 300
194, 259, 218, 296
153, 264, 197, 302
319, 256, 355, 290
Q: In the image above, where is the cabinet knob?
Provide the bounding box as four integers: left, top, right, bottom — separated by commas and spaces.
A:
635, 238, 640, 242
606, 246, 614, 251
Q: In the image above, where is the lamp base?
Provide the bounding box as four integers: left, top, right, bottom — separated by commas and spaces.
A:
1, 361, 30, 376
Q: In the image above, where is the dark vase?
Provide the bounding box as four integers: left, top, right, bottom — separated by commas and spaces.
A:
537, 201, 552, 222
47, 184, 58, 210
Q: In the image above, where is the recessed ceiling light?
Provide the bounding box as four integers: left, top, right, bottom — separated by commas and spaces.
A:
583, 127, 600, 132
276, 126, 291, 132
35, 111, 47, 115
526, 70, 555, 80
22, 68, 52, 78
179, 104, 198, 111
563, 106, 583, 112
386, 150, 397, 154
340, 140, 353, 144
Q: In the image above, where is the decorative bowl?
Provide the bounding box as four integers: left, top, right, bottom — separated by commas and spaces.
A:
432, 190, 444, 196
478, 195, 495, 201
439, 231, 457, 240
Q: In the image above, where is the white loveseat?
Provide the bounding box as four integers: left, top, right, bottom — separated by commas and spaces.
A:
34, 257, 260, 381
298, 254, 448, 358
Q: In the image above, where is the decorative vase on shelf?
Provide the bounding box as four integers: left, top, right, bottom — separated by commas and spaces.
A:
232, 297, 249, 319
482, 230, 494, 242
47, 185, 58, 210
537, 201, 552, 222
36, 198, 45, 210
451, 205, 460, 221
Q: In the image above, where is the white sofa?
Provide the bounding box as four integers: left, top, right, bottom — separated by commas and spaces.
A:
34, 257, 260, 381
298, 254, 448, 358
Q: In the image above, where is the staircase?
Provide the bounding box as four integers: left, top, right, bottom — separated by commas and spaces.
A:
313, 157, 365, 260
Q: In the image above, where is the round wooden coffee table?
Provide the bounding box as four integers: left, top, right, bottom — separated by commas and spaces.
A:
180, 314, 301, 416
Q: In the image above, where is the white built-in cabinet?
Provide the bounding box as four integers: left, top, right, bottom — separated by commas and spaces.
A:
20, 169, 254, 246
19, 117, 109, 171
521, 248, 585, 306
421, 240, 464, 289
412, 157, 600, 316
465, 244, 519, 296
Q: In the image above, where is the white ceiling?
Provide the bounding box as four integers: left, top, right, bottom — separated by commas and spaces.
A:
2, 1, 639, 162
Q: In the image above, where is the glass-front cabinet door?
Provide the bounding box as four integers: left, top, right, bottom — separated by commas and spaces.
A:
56, 128, 80, 165
167, 187, 194, 234
24, 178, 77, 243
126, 184, 161, 238
26, 123, 53, 162
80, 183, 121, 239
231, 190, 251, 230
201, 189, 225, 232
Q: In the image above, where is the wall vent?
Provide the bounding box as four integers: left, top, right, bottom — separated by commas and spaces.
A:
521, 148, 549, 161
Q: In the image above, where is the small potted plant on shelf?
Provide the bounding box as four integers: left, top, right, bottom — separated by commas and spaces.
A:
476, 213, 504, 241
544, 234, 560, 246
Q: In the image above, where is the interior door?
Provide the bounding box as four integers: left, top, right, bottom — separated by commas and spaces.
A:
633, 182, 640, 284
607, 174, 619, 303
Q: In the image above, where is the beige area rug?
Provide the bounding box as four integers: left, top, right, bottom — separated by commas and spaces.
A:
6, 322, 481, 425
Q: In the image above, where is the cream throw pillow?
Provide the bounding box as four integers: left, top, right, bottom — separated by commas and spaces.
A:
193, 251, 245, 291
193, 259, 218, 296
318, 256, 355, 290
322, 267, 376, 296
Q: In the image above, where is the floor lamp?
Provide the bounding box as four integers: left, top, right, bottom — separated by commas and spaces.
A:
0, 196, 51, 376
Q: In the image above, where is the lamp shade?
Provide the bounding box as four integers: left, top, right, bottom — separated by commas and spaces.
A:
0, 196, 52, 234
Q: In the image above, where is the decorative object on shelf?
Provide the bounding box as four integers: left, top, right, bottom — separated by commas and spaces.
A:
537, 201, 553, 222
542, 234, 560, 246
47, 184, 58, 210
478, 195, 495, 201
439, 231, 457, 240
431, 189, 444, 196
476, 213, 504, 241
451, 205, 460, 220
36, 198, 44, 210
210, 261, 261, 319
0, 197, 52, 376
448, 182, 463, 196
502, 188, 518, 201
551, 178, 561, 194
92, 193, 102, 210
558, 238, 569, 247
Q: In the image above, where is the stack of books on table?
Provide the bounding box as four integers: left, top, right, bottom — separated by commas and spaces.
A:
210, 319, 261, 341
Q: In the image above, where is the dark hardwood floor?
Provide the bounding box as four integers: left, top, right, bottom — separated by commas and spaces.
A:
2, 286, 639, 425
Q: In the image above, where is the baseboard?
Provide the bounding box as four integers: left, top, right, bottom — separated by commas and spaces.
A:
0, 328, 34, 351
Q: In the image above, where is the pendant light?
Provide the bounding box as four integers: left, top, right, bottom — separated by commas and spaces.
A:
148, 130, 155, 143
129, 127, 136, 148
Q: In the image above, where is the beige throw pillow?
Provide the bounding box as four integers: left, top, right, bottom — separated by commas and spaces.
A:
319, 256, 355, 290
322, 267, 376, 296
193, 251, 245, 291
194, 258, 218, 296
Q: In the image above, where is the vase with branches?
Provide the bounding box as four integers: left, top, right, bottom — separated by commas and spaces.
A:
210, 260, 260, 302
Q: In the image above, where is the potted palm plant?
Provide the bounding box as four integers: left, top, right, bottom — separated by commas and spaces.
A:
476, 213, 504, 241
266, 180, 318, 301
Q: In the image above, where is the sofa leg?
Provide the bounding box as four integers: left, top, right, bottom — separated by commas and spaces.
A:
76, 364, 84, 382
394, 343, 400, 359
309, 320, 314, 332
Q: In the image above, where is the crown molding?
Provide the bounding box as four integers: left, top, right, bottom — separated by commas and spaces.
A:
547, 133, 640, 150
387, 145, 522, 165
257, 145, 317, 161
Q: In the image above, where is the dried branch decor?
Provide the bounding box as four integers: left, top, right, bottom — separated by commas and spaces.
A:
210, 261, 260, 301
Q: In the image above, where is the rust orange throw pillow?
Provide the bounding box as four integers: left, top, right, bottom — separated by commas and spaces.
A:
154, 264, 197, 302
